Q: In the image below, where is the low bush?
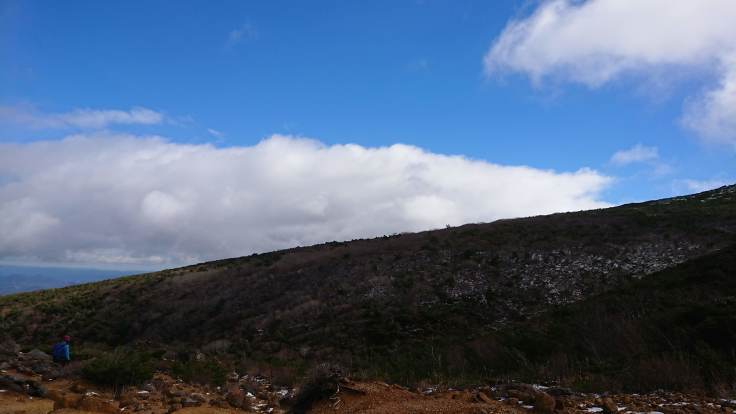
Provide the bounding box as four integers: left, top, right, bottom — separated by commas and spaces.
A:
82, 348, 153, 396
172, 359, 227, 386
289, 363, 342, 414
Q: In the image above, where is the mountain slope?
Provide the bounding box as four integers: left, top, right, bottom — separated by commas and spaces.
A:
1, 185, 735, 390
0, 265, 137, 295
489, 243, 736, 391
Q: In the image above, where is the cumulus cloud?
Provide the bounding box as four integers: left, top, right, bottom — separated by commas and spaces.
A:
0, 133, 611, 267
484, 0, 736, 146
0, 105, 164, 129
610, 144, 659, 166
681, 60, 736, 147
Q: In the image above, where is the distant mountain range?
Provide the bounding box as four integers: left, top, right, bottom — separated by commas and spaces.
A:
0, 265, 139, 295
1, 184, 734, 392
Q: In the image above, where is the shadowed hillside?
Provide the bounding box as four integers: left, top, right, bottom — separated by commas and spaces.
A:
1, 185, 735, 392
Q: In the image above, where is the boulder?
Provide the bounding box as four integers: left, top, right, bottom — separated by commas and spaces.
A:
0, 375, 24, 393
135, 390, 151, 400
23, 349, 52, 362
165, 386, 186, 398
0, 374, 46, 397
533, 391, 556, 414
41, 368, 63, 381
507, 389, 535, 403
477, 391, 495, 404
30, 362, 54, 375
226, 386, 247, 408
25, 379, 47, 397
119, 394, 138, 408
546, 386, 574, 397
16, 365, 34, 375
602, 397, 618, 414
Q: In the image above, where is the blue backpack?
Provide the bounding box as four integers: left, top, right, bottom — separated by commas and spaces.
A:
52, 342, 67, 361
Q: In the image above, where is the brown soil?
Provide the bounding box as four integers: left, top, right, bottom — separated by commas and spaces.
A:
0, 392, 55, 414
308, 381, 524, 414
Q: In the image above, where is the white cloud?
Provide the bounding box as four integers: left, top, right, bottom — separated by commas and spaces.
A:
0, 105, 164, 129
681, 60, 736, 147
610, 144, 659, 165
0, 133, 612, 267
207, 128, 224, 138
484, 0, 736, 146
672, 178, 731, 194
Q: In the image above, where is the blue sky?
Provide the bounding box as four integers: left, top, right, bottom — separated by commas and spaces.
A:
1, 0, 735, 268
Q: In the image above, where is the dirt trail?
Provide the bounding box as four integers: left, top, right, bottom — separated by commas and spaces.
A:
309, 381, 523, 414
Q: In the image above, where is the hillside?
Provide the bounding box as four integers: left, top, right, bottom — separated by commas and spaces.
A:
1, 185, 735, 392
0, 265, 136, 295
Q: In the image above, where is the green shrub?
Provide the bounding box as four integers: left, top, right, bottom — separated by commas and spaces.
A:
82, 348, 153, 392
172, 359, 227, 386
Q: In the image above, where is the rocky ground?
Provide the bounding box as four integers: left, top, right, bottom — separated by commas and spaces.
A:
0, 346, 291, 414
1, 366, 289, 414
309, 382, 736, 414
1, 347, 735, 414
483, 383, 736, 414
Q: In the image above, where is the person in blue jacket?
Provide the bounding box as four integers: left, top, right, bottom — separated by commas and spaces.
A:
52, 335, 71, 365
